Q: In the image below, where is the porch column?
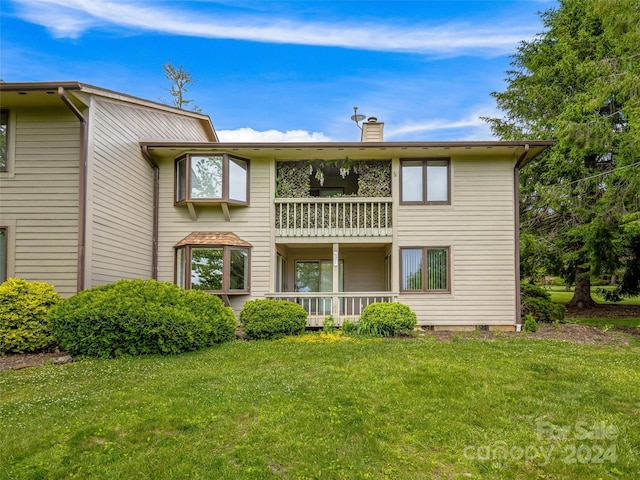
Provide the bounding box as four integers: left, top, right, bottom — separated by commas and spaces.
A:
332, 243, 340, 320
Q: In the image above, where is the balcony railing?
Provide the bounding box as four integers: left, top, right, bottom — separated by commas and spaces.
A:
275, 197, 393, 237
264, 292, 398, 327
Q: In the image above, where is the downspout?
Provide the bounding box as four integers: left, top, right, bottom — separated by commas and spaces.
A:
514, 143, 530, 331
58, 87, 87, 292
141, 146, 159, 280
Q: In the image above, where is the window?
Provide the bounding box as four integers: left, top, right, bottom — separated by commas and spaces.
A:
175, 233, 251, 293
400, 158, 449, 204
0, 227, 6, 282
175, 153, 249, 205
0, 110, 8, 171
401, 247, 449, 292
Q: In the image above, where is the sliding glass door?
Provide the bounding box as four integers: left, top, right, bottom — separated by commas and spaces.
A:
295, 260, 344, 314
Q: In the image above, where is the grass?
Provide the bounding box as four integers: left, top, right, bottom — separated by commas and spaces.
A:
1, 335, 639, 479
547, 285, 640, 305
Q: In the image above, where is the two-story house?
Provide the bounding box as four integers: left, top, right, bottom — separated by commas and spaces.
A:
1, 81, 551, 331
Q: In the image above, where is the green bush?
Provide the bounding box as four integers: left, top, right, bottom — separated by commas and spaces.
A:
523, 314, 538, 333
0, 278, 61, 354
240, 299, 307, 340
358, 302, 417, 337
342, 319, 357, 335
48, 279, 236, 358
521, 283, 564, 322
551, 303, 566, 322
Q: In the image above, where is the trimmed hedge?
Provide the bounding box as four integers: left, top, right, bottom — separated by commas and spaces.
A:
240, 299, 307, 340
0, 278, 61, 354
358, 302, 417, 337
48, 279, 237, 358
521, 283, 566, 323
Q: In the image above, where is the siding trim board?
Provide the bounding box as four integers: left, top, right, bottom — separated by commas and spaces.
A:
141, 145, 160, 279
514, 144, 530, 328
57, 86, 88, 292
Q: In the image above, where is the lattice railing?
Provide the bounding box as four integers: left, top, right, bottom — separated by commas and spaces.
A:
275, 198, 393, 237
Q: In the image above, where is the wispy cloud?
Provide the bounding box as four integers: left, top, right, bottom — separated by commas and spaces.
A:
11, 0, 536, 56
217, 128, 331, 142
385, 106, 500, 141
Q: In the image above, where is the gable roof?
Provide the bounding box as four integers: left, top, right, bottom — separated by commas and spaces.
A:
0, 81, 217, 141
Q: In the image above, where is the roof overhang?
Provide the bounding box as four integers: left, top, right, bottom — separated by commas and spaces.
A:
175, 232, 252, 248
0, 81, 217, 140
140, 140, 553, 164
0, 82, 85, 108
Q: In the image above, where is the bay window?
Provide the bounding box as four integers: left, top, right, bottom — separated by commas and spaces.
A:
175, 153, 249, 205
175, 232, 251, 294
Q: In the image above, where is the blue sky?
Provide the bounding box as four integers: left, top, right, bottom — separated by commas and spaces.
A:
1, 0, 556, 142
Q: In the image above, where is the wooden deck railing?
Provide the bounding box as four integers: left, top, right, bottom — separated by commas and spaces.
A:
275, 198, 393, 237
264, 292, 397, 327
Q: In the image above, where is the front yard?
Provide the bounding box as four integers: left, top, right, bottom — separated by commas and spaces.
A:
1, 334, 639, 479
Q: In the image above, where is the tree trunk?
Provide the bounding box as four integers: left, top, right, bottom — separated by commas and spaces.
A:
567, 267, 597, 308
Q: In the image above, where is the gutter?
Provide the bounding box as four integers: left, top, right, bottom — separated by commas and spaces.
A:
141, 146, 159, 280
58, 86, 87, 292
514, 143, 530, 330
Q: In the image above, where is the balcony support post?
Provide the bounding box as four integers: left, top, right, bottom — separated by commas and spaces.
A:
332, 242, 340, 321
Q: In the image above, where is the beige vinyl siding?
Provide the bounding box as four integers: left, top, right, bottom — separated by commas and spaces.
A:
156, 155, 273, 316
88, 97, 212, 286
396, 156, 516, 326
0, 107, 79, 296
341, 247, 386, 292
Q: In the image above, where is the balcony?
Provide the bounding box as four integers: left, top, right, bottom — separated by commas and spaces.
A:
275, 197, 393, 237
264, 292, 398, 327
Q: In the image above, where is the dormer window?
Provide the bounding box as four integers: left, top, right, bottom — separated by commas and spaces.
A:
175, 154, 249, 205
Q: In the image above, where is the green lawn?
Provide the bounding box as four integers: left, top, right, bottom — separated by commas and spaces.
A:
547, 285, 640, 305
1, 335, 639, 479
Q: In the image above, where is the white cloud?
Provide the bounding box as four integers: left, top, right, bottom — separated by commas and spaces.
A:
385, 106, 500, 141
11, 0, 537, 56
217, 128, 331, 142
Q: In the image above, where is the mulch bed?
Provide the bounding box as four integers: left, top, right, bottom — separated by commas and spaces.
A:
0, 352, 68, 371
2, 305, 638, 372
564, 303, 640, 319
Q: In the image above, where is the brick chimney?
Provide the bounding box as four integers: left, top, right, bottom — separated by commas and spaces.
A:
361, 117, 384, 142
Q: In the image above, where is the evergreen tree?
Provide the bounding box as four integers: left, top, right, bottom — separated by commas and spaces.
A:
485, 0, 640, 307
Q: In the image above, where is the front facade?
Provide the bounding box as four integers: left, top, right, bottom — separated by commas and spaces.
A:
1, 82, 551, 330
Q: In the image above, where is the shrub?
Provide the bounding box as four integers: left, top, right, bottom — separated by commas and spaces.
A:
48, 279, 236, 358
0, 278, 61, 354
521, 282, 564, 322
358, 302, 417, 337
551, 303, 566, 322
240, 299, 307, 340
523, 314, 538, 333
342, 319, 357, 335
